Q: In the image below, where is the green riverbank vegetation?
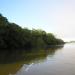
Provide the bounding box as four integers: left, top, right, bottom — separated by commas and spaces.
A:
0, 14, 64, 49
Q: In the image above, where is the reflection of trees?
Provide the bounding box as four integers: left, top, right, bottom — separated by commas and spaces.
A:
0, 45, 64, 64
45, 45, 64, 56
0, 45, 64, 75
0, 63, 22, 75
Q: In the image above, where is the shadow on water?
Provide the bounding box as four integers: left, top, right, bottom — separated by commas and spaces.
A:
0, 45, 64, 75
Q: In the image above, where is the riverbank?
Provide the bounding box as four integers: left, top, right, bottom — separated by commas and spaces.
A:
0, 14, 64, 49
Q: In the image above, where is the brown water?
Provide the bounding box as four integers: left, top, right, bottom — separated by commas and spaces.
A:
0, 43, 75, 75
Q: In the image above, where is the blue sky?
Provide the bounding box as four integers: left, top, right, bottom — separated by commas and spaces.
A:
0, 0, 75, 41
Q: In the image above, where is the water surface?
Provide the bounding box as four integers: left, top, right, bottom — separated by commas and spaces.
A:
0, 43, 75, 75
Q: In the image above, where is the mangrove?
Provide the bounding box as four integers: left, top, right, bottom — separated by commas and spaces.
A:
0, 14, 64, 49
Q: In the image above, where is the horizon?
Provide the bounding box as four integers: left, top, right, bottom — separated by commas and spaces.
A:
0, 0, 75, 41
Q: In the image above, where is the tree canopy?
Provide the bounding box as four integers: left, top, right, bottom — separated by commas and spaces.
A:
0, 14, 64, 49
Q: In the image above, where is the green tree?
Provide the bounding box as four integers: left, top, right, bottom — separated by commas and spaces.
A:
0, 14, 64, 49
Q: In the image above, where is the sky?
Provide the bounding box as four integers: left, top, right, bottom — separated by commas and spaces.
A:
0, 0, 75, 41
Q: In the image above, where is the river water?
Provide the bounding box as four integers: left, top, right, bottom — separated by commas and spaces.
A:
0, 43, 75, 75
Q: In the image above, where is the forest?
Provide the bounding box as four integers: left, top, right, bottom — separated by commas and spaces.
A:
0, 14, 64, 49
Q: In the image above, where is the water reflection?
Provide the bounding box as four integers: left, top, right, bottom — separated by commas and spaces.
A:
0, 45, 64, 75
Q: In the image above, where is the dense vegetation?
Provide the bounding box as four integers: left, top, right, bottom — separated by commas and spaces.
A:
0, 14, 64, 49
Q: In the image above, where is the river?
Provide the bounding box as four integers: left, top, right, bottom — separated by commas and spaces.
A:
0, 43, 75, 75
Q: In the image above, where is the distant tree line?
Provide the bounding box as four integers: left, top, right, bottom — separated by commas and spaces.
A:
0, 14, 64, 49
